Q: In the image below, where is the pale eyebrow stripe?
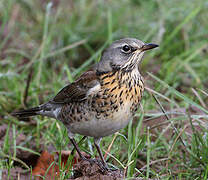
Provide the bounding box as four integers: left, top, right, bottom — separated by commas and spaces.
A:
112, 43, 128, 49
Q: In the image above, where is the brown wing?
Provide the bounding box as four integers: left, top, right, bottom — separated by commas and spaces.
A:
52, 70, 100, 103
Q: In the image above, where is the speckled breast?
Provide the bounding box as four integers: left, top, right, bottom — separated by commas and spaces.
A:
94, 69, 144, 117
62, 68, 144, 138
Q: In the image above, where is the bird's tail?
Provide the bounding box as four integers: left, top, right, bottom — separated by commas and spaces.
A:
11, 106, 41, 117
11, 102, 61, 119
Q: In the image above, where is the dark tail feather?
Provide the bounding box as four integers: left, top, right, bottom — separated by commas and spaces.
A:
11, 106, 41, 117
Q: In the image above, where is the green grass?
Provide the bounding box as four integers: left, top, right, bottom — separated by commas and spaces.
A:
0, 0, 208, 179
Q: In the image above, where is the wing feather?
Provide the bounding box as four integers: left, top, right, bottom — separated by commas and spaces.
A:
52, 70, 100, 103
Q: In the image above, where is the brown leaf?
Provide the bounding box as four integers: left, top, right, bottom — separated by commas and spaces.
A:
32, 150, 89, 179
32, 151, 59, 179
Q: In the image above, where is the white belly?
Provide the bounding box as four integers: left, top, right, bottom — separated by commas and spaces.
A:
69, 102, 132, 138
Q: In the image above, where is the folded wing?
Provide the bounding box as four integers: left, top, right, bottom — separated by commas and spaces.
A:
52, 70, 100, 103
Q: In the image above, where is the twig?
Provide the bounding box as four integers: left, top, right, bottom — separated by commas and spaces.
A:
152, 94, 205, 167
23, 66, 33, 108
191, 88, 206, 108
139, 157, 169, 171
151, 93, 186, 147
197, 88, 208, 97
104, 132, 118, 160
169, 123, 189, 155
145, 86, 179, 108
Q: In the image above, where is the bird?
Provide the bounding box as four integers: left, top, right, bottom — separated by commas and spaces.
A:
12, 38, 158, 170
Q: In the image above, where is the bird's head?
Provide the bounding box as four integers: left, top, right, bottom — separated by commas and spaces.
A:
96, 38, 158, 72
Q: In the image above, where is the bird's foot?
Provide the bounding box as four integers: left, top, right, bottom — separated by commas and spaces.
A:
80, 157, 116, 173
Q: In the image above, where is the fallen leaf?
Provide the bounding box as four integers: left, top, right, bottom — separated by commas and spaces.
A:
32, 151, 59, 179
32, 150, 90, 179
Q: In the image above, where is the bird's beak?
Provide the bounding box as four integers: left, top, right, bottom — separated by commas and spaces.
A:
140, 43, 159, 51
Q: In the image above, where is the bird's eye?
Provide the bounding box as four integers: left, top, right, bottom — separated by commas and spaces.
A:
122, 45, 131, 53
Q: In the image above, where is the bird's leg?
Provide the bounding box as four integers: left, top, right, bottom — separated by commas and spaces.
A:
71, 136, 87, 155
94, 138, 109, 170
70, 137, 109, 172
70, 138, 85, 159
